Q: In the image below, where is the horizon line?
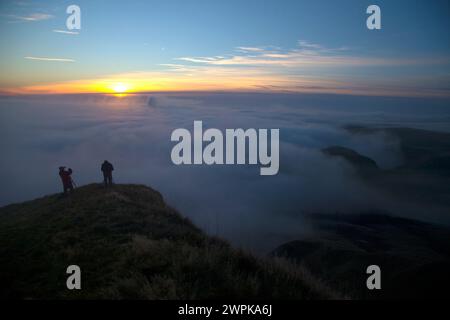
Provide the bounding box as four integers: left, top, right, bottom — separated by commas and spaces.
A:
1, 89, 449, 100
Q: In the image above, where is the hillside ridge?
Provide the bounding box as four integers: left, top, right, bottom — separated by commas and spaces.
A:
0, 183, 336, 299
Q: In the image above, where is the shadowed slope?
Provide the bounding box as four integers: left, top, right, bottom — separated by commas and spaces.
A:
272, 213, 450, 299
0, 183, 334, 299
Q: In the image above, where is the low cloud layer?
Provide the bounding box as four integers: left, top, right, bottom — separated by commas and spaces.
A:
1, 93, 449, 252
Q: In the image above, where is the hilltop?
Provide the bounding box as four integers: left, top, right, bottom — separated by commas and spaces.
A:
0, 184, 334, 299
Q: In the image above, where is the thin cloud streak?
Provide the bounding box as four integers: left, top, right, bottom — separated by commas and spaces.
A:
24, 56, 75, 62
177, 40, 441, 68
53, 29, 79, 35
3, 13, 53, 22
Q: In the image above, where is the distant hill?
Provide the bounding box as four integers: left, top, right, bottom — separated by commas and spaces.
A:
272, 213, 450, 299
344, 125, 450, 175
293, 126, 450, 299
0, 184, 334, 299
322, 146, 379, 175
323, 126, 450, 209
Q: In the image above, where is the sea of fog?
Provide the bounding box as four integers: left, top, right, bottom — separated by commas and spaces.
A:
1, 93, 449, 253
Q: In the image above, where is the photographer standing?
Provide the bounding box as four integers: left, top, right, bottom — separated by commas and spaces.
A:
58, 166, 74, 195
101, 160, 114, 187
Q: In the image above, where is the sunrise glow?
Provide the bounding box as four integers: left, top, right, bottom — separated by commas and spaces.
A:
112, 83, 128, 93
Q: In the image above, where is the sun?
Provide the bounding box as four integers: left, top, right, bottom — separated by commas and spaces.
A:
112, 83, 128, 93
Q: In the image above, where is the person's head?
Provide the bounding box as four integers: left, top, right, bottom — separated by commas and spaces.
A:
59, 166, 65, 171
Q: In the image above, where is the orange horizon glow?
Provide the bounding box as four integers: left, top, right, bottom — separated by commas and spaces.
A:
0, 72, 302, 95
0, 71, 448, 98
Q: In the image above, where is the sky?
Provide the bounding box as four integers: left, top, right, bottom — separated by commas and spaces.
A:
0, 0, 450, 96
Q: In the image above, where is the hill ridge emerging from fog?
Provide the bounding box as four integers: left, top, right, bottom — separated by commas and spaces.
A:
0, 183, 334, 299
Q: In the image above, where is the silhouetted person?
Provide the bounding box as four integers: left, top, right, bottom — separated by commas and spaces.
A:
59, 166, 74, 195
101, 160, 114, 187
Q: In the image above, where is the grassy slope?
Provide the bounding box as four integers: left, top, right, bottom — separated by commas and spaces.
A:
0, 184, 333, 299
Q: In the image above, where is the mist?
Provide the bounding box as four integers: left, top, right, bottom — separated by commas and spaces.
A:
1, 92, 449, 253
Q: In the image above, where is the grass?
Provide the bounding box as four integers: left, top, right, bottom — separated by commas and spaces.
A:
0, 183, 337, 299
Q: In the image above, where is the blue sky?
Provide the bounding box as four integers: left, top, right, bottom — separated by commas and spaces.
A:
0, 0, 449, 95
